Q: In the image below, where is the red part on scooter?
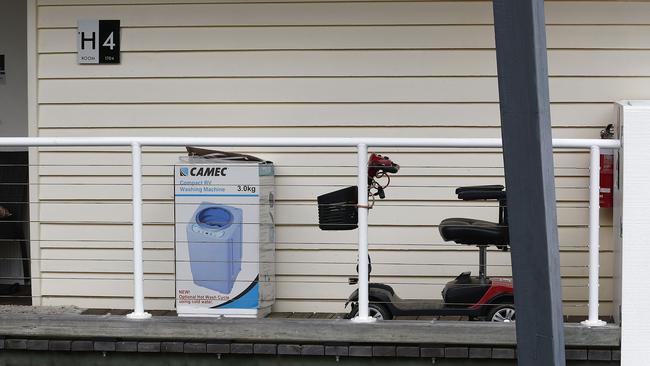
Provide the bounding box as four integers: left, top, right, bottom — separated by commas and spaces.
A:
368, 153, 400, 178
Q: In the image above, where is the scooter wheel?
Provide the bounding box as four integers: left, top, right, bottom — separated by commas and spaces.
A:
350, 303, 392, 320
488, 304, 516, 322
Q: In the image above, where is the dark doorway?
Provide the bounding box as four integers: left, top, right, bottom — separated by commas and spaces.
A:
0, 152, 30, 305
0, 0, 30, 305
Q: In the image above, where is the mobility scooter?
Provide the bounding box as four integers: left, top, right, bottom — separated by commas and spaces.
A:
317, 153, 515, 322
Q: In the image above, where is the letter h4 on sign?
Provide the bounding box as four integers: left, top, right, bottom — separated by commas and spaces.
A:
78, 20, 120, 64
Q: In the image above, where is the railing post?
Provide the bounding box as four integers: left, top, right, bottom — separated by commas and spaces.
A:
351, 143, 374, 322
581, 146, 605, 326
127, 141, 151, 319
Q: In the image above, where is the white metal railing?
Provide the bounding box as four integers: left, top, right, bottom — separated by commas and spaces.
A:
0, 137, 620, 324
583, 145, 608, 327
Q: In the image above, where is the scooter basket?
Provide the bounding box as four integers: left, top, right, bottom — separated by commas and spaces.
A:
317, 186, 358, 230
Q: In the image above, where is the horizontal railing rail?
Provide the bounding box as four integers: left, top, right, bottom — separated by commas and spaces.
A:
0, 137, 620, 323
0, 137, 621, 149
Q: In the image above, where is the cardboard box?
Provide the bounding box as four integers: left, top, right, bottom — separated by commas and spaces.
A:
174, 157, 275, 317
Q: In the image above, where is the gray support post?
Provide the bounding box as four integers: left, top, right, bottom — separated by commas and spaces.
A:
492, 0, 566, 365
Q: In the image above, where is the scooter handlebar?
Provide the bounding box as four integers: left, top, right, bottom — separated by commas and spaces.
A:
368, 153, 400, 178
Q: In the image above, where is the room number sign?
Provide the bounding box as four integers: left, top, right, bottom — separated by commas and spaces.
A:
77, 20, 120, 64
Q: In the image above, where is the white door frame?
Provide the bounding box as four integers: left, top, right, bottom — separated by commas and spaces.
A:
26, 0, 41, 305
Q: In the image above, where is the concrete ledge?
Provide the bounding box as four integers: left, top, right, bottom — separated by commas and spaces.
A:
0, 313, 620, 347
253, 343, 276, 355
469, 347, 492, 359
183, 342, 206, 354
566, 349, 588, 361
300, 345, 324, 356
0, 313, 620, 361
115, 341, 137, 352
160, 342, 183, 353
206, 343, 229, 354
0, 337, 620, 361
421, 346, 444, 358
445, 347, 469, 358
589, 349, 611, 361
372, 345, 395, 357
492, 348, 516, 359
49, 340, 71, 352
94, 341, 116, 352
230, 343, 253, 354
396, 346, 419, 358
325, 345, 348, 357
349, 345, 372, 357
277, 344, 301, 355
26, 340, 48, 351
137, 342, 160, 353
70, 340, 92, 352
5, 339, 27, 350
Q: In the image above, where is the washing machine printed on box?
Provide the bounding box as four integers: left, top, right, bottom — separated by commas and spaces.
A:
188, 203, 242, 294
174, 157, 275, 318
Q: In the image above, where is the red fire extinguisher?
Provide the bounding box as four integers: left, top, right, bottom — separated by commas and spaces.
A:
599, 124, 614, 208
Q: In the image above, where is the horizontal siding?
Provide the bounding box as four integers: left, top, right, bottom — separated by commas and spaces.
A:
38, 25, 650, 53
31, 149, 594, 179
39, 26, 499, 52
37, 276, 615, 303
37, 77, 650, 104
40, 50, 501, 77
35, 174, 593, 201
38, 297, 613, 316
34, 202, 611, 227
36, 225, 614, 252
37, 248, 613, 279
34, 0, 631, 315
37, 104, 613, 128
35, 2, 650, 28
37, 50, 650, 78
41, 25, 650, 55
34, 126, 602, 138
36, 2, 497, 28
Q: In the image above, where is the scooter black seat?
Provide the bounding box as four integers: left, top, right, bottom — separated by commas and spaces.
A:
438, 218, 508, 246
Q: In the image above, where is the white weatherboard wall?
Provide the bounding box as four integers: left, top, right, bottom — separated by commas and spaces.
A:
32, 0, 642, 315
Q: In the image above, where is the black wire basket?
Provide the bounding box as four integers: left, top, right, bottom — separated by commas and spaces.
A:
317, 186, 358, 231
